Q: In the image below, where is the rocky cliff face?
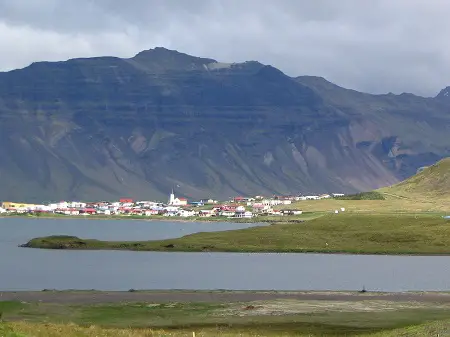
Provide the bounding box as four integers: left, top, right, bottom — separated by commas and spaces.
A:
0, 47, 449, 202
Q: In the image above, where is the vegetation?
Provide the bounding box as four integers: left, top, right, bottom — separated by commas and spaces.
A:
1, 299, 450, 336
334, 191, 385, 200
23, 213, 450, 254
378, 158, 450, 202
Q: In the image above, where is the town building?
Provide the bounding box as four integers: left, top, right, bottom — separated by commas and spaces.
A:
168, 190, 188, 206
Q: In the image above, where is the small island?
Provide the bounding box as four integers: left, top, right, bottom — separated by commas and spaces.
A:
22, 213, 450, 255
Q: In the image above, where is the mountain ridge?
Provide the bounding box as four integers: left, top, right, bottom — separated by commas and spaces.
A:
0, 47, 449, 202
5, 47, 448, 98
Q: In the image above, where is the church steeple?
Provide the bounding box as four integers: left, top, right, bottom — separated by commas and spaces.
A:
168, 188, 175, 205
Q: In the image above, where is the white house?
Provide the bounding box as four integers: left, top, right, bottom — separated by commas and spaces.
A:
235, 211, 253, 218
281, 209, 303, 216
178, 209, 196, 217
236, 206, 246, 212
235, 206, 253, 218
305, 196, 320, 200
32, 205, 52, 212
67, 202, 87, 208
252, 203, 272, 213
145, 209, 159, 216
49, 201, 69, 210
0, 207, 6, 213
220, 210, 235, 217
164, 206, 180, 216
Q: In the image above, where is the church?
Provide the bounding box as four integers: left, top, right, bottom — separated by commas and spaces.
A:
168, 189, 188, 206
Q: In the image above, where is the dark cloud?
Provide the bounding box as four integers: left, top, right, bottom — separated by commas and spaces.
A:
0, 0, 449, 96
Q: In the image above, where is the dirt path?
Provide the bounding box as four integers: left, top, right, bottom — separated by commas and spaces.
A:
1, 291, 450, 304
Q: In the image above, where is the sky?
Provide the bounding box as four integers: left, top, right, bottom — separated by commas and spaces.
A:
0, 0, 449, 97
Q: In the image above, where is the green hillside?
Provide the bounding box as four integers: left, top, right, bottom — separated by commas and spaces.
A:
379, 158, 450, 201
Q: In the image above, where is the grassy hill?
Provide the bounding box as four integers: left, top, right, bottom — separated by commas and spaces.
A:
378, 157, 450, 202
276, 157, 450, 214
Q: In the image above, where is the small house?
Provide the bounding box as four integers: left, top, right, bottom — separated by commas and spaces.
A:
178, 209, 196, 217
281, 209, 303, 216
235, 210, 253, 218
145, 210, 159, 216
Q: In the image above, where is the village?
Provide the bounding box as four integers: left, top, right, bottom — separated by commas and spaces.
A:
0, 191, 345, 219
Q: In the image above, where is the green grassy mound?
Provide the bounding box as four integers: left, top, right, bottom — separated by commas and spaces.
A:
22, 213, 450, 255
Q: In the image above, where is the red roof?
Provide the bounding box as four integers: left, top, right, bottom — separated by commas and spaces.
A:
253, 204, 265, 208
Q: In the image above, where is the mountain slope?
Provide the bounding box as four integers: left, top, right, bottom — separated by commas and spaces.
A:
0, 48, 449, 202
379, 158, 450, 201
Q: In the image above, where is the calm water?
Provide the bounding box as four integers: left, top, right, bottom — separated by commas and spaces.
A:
1, 217, 450, 292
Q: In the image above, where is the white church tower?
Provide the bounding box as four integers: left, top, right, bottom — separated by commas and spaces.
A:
168, 188, 175, 205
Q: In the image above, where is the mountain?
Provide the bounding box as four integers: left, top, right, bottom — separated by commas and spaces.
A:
0, 47, 450, 202
378, 158, 450, 201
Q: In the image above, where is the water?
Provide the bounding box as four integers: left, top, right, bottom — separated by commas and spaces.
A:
1, 217, 450, 292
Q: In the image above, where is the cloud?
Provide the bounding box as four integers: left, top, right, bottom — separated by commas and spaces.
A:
0, 0, 449, 96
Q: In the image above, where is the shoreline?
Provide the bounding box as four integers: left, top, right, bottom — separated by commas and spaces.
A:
21, 235, 450, 256
20, 245, 450, 256
14, 213, 450, 255
2, 290, 450, 304
0, 214, 281, 224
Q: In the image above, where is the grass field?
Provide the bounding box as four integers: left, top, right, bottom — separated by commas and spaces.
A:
1, 299, 450, 336
24, 213, 450, 254
278, 196, 448, 213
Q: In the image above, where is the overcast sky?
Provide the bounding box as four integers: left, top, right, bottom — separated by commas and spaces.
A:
0, 0, 449, 96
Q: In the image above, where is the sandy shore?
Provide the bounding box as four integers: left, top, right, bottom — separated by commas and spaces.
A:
1, 290, 450, 304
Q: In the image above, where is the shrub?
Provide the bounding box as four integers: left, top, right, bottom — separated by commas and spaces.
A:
334, 192, 385, 200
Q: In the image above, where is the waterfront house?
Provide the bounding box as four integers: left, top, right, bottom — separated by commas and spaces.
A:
252, 203, 271, 213
235, 210, 253, 218
1, 202, 39, 210
220, 210, 235, 217
199, 209, 215, 217
80, 208, 97, 215
234, 206, 253, 218
145, 209, 159, 216
178, 209, 196, 217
